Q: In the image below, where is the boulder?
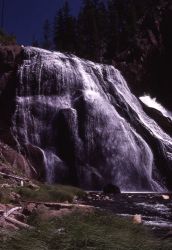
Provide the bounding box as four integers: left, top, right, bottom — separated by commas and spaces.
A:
133, 214, 142, 224
103, 184, 121, 195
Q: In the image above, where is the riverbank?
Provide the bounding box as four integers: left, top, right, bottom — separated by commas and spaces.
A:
1, 171, 172, 249
1, 209, 172, 250
82, 192, 172, 237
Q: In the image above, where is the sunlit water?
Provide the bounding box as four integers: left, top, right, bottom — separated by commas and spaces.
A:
11, 47, 172, 191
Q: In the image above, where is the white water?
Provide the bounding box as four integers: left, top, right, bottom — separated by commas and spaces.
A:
140, 95, 172, 120
11, 47, 172, 190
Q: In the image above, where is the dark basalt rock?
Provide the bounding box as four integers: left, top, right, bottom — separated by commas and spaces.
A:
103, 184, 121, 195
0, 45, 23, 146
0, 46, 35, 179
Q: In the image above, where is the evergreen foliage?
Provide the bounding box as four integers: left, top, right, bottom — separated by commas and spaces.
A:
32, 35, 39, 47
77, 0, 107, 61
54, 1, 77, 53
42, 0, 148, 61
42, 19, 51, 49
0, 29, 16, 45
42, 0, 170, 65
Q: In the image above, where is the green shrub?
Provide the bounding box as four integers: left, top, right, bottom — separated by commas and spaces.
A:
0, 29, 16, 45
0, 188, 11, 204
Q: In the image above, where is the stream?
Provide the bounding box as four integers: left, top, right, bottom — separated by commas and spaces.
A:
83, 192, 172, 237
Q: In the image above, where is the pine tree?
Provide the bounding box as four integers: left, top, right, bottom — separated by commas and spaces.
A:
77, 0, 107, 62
54, 9, 64, 51
42, 19, 51, 49
95, 1, 108, 62
105, 0, 119, 61
54, 1, 77, 53
105, 0, 139, 61
42, 19, 52, 49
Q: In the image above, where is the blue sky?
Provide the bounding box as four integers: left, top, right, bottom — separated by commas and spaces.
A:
1, 0, 81, 45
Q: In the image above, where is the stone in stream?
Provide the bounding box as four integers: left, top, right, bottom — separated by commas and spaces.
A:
103, 184, 121, 195
133, 214, 142, 224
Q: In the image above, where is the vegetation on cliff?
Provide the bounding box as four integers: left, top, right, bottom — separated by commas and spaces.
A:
0, 29, 16, 46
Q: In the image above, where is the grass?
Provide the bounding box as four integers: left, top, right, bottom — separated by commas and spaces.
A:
0, 154, 85, 204
16, 184, 85, 203
0, 182, 85, 204
1, 211, 172, 250
0, 189, 10, 203
0, 164, 171, 250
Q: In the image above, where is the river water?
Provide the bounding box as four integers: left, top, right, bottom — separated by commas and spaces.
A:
84, 192, 172, 236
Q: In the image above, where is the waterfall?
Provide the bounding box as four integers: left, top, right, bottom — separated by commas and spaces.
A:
140, 95, 172, 120
12, 47, 172, 191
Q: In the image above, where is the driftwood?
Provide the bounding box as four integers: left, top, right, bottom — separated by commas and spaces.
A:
44, 202, 94, 209
3, 206, 22, 218
0, 206, 34, 230
0, 171, 29, 182
24, 201, 94, 209
0, 183, 14, 188
5, 216, 34, 229
0, 201, 94, 230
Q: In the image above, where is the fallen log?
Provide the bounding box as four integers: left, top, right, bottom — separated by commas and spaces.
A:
0, 207, 34, 229
24, 201, 94, 209
2, 206, 34, 230
3, 206, 22, 218
0, 171, 29, 182
45, 202, 94, 209
0, 183, 15, 188
5, 217, 34, 229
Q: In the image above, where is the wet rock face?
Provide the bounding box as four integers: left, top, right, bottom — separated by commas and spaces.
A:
0, 45, 22, 146
0, 46, 34, 179
0, 45, 21, 72
1, 46, 172, 191
0, 142, 32, 178
7, 46, 172, 192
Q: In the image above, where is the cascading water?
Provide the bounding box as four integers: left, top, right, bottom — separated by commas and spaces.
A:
12, 47, 172, 191
140, 95, 172, 120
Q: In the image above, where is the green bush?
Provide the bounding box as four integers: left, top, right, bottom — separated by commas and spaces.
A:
0, 188, 11, 204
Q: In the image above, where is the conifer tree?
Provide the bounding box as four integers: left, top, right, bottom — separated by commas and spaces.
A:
106, 0, 139, 61
54, 9, 64, 51
32, 35, 39, 47
77, 0, 107, 62
105, 0, 119, 60
42, 19, 51, 49
54, 1, 77, 53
